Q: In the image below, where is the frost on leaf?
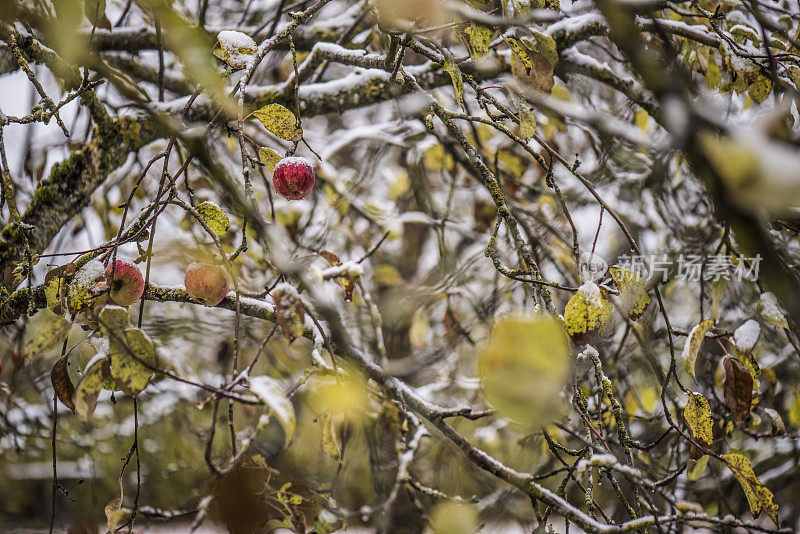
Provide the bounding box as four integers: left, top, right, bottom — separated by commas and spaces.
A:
757, 292, 788, 329
609, 265, 650, 320
564, 282, 610, 345
196, 200, 230, 235
67, 259, 106, 312
215, 30, 256, 69
683, 392, 713, 453
23, 309, 71, 359
253, 104, 303, 142
258, 147, 283, 173
681, 319, 714, 378
250, 376, 296, 448
721, 453, 779, 524
99, 307, 156, 396
74, 354, 110, 421
478, 315, 570, 427
51, 355, 76, 412
732, 319, 760, 354
723, 355, 753, 428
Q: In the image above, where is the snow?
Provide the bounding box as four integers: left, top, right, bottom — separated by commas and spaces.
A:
578, 281, 602, 307
217, 30, 256, 69
72, 259, 105, 288
733, 319, 760, 353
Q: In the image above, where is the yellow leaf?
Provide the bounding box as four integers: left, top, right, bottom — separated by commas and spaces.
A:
74, 354, 110, 421
504, 36, 532, 69
748, 76, 772, 104
258, 147, 283, 173
564, 282, 609, 344
196, 200, 230, 235
464, 23, 492, 58
430, 501, 478, 534
687, 454, 709, 481
409, 308, 429, 349
721, 453, 779, 524
321, 412, 342, 462
253, 103, 303, 142
634, 108, 649, 130
681, 319, 714, 377
99, 307, 156, 396
519, 104, 537, 141
443, 60, 465, 109
478, 315, 571, 427
683, 392, 713, 445
609, 265, 650, 320
23, 310, 71, 359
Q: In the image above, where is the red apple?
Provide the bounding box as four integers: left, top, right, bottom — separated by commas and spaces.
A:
185, 262, 229, 306
272, 156, 315, 200
106, 258, 145, 306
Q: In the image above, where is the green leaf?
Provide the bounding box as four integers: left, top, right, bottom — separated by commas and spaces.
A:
757, 292, 788, 329
253, 104, 303, 142
609, 265, 650, 320
531, 32, 558, 67
564, 282, 610, 345
443, 60, 465, 109
99, 307, 156, 396
519, 104, 537, 141
721, 453, 779, 524
196, 200, 230, 235
258, 147, 283, 173
748, 76, 772, 104
707, 55, 721, 89
74, 354, 110, 421
681, 319, 714, 377
683, 392, 713, 446
51, 355, 76, 412
478, 315, 571, 427
687, 454, 709, 481
464, 23, 492, 58
250, 376, 296, 448
23, 310, 71, 359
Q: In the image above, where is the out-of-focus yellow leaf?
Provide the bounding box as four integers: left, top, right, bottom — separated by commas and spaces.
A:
478, 315, 570, 427
609, 265, 650, 320
430, 501, 478, 534
23, 309, 70, 359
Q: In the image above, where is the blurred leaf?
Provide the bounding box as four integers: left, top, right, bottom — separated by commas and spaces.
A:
51, 354, 76, 412
763, 407, 786, 436
321, 412, 342, 462
409, 308, 429, 349
23, 309, 70, 359
721, 453, 779, 523
84, 0, 111, 29
681, 319, 714, 378
707, 55, 721, 88
687, 454, 709, 481
530, 32, 558, 67
479, 315, 570, 427
430, 501, 478, 534
196, 200, 230, 235
609, 265, 650, 320
748, 76, 772, 104
250, 376, 296, 448
253, 104, 303, 142
723, 355, 753, 427
709, 277, 728, 322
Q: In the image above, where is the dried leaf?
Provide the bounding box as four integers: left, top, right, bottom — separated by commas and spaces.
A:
681, 319, 714, 378
253, 104, 303, 142
51, 355, 75, 412
250, 376, 296, 448
104, 497, 131, 532
762, 407, 786, 436
609, 265, 650, 320
196, 200, 230, 235
721, 453, 779, 524
723, 355, 754, 427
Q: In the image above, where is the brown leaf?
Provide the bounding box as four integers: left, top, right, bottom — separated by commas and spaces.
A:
51, 355, 76, 412
316, 250, 354, 302
512, 50, 554, 94
723, 355, 753, 427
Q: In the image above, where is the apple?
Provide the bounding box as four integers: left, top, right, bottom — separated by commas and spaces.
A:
185, 262, 230, 306
106, 258, 145, 306
272, 156, 315, 200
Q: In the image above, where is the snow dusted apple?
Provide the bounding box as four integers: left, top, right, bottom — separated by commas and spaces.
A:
185, 262, 230, 306
272, 156, 315, 200
106, 258, 145, 306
